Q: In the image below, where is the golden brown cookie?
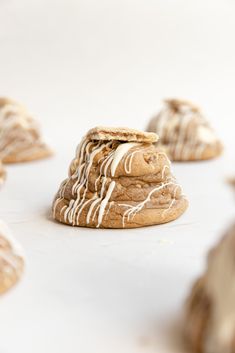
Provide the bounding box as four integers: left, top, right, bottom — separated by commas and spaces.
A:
146, 99, 223, 161
87, 126, 158, 143
184, 223, 235, 353
52, 126, 188, 229
0, 97, 52, 163
0, 221, 24, 295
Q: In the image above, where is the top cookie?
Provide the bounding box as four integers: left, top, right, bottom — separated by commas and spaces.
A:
87, 126, 158, 143
164, 98, 199, 112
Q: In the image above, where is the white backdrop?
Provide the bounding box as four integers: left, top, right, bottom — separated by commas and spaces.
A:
0, 1, 235, 352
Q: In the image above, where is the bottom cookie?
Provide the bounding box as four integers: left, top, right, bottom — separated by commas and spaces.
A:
2, 143, 52, 164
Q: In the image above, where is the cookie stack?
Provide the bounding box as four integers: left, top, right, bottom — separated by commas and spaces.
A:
52, 126, 188, 229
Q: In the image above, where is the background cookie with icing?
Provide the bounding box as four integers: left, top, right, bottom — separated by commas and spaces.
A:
0, 97, 52, 164
52, 126, 188, 228
146, 99, 223, 161
0, 221, 24, 295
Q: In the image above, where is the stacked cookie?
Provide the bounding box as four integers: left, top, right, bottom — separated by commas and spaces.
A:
0, 97, 52, 185
52, 127, 188, 228
147, 99, 223, 161
0, 98, 52, 164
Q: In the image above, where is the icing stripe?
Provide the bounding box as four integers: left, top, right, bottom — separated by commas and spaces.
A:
110, 142, 140, 177
97, 181, 116, 228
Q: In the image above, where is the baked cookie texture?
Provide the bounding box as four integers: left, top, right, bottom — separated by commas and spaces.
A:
0, 221, 24, 295
184, 223, 235, 353
0, 97, 52, 163
52, 126, 188, 229
146, 99, 223, 161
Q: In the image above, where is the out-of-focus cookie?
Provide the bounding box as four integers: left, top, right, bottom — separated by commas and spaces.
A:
52, 126, 188, 229
0, 161, 6, 186
146, 99, 223, 161
229, 178, 235, 189
0, 221, 24, 294
184, 223, 235, 353
0, 97, 52, 163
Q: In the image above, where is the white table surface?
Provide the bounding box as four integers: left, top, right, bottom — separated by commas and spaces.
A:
0, 0, 235, 352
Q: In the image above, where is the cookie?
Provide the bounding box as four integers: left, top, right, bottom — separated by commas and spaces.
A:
52, 126, 188, 229
184, 223, 235, 353
0, 97, 52, 163
0, 221, 24, 294
87, 126, 158, 143
146, 99, 223, 161
0, 161, 6, 186
229, 178, 235, 189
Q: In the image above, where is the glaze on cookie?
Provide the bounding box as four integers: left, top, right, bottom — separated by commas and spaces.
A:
0, 221, 24, 294
184, 223, 235, 353
0, 97, 52, 163
52, 126, 188, 228
147, 99, 223, 161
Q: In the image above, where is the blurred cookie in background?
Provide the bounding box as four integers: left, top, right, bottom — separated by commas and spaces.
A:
184, 223, 235, 353
0, 161, 6, 186
0, 220, 25, 295
0, 97, 52, 164
228, 177, 235, 189
146, 99, 223, 161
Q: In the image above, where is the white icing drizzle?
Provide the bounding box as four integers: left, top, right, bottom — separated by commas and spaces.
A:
97, 181, 116, 227
110, 142, 139, 177
124, 149, 141, 174
161, 165, 170, 179
53, 136, 184, 228
153, 100, 218, 160
0, 100, 47, 161
121, 181, 175, 228
53, 138, 141, 228
162, 184, 181, 217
